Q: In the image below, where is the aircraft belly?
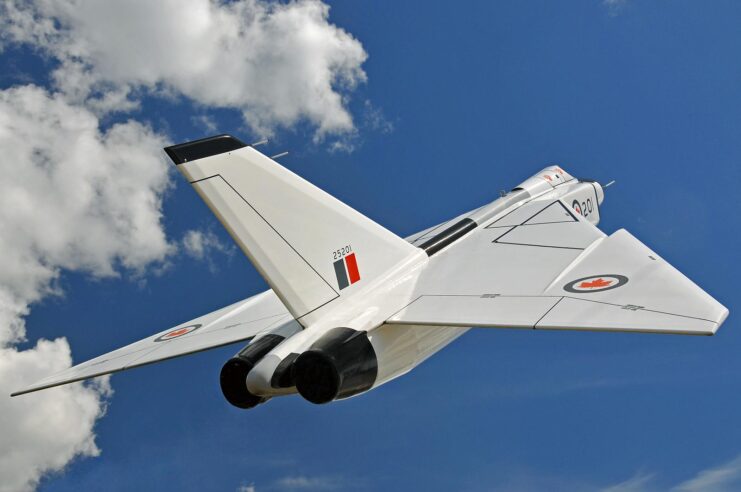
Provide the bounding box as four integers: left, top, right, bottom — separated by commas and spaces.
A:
245, 321, 468, 397
368, 323, 468, 386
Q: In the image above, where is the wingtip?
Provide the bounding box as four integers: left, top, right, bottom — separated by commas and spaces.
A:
720, 307, 730, 325
712, 307, 730, 335
11, 383, 54, 397
10, 386, 38, 397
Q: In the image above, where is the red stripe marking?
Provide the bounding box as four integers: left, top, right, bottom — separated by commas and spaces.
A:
345, 253, 360, 284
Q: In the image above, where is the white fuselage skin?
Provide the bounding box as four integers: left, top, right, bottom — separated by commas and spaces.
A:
247, 170, 604, 399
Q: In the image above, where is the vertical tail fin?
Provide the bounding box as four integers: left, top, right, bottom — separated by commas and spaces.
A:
166, 135, 419, 322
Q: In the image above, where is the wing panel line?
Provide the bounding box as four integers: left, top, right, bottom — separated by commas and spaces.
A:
533, 296, 565, 326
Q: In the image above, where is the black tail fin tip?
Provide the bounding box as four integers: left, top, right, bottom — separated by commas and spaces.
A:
164, 134, 247, 165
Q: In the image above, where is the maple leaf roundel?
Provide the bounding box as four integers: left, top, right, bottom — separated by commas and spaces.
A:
154, 324, 202, 342
563, 275, 628, 293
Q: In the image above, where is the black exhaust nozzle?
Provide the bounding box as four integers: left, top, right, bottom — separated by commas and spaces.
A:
293, 328, 378, 404
219, 334, 284, 409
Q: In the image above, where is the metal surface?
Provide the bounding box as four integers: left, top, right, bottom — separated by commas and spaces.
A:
14, 137, 729, 405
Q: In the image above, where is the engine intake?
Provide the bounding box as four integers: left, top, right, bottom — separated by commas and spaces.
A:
220, 334, 285, 409
293, 328, 378, 404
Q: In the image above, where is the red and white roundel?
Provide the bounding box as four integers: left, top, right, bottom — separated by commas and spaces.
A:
154, 324, 201, 342
564, 274, 628, 293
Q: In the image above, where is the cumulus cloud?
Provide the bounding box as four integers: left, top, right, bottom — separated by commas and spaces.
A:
673, 454, 741, 492
0, 84, 171, 490
0, 1, 371, 488
0, 341, 111, 492
1, 0, 368, 140
0, 85, 172, 344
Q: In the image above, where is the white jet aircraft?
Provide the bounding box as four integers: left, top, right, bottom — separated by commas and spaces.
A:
13, 135, 729, 407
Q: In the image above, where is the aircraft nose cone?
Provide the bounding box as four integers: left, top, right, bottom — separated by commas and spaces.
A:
593, 180, 605, 205
578, 178, 605, 205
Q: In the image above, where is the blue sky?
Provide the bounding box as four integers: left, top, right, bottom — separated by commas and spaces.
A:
2, 1, 741, 491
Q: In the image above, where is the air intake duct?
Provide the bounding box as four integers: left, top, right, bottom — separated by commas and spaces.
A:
293, 328, 378, 404
220, 334, 285, 409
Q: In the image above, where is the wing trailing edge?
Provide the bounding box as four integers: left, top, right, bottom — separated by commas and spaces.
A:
389, 227, 727, 335
12, 290, 296, 396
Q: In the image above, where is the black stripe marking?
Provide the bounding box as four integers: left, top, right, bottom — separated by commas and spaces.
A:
420, 218, 477, 256
165, 135, 247, 165
410, 219, 457, 245
334, 258, 349, 290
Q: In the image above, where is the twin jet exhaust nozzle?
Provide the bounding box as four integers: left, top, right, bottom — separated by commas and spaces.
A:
221, 326, 378, 407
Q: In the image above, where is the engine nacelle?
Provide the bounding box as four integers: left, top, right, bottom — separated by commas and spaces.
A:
292, 328, 378, 404
220, 334, 286, 409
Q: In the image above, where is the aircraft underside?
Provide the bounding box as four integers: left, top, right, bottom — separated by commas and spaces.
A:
221, 317, 468, 408
12, 135, 728, 410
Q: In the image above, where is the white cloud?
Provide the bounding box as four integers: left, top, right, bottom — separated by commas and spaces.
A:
1, 0, 368, 140
596, 455, 741, 492
0, 1, 372, 488
191, 114, 220, 134
601, 472, 656, 492
362, 100, 394, 135
238, 484, 257, 492
0, 84, 171, 490
182, 229, 230, 260
181, 229, 234, 273
0, 340, 111, 492
0, 85, 172, 345
673, 455, 741, 492
479, 455, 741, 492
275, 475, 343, 490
